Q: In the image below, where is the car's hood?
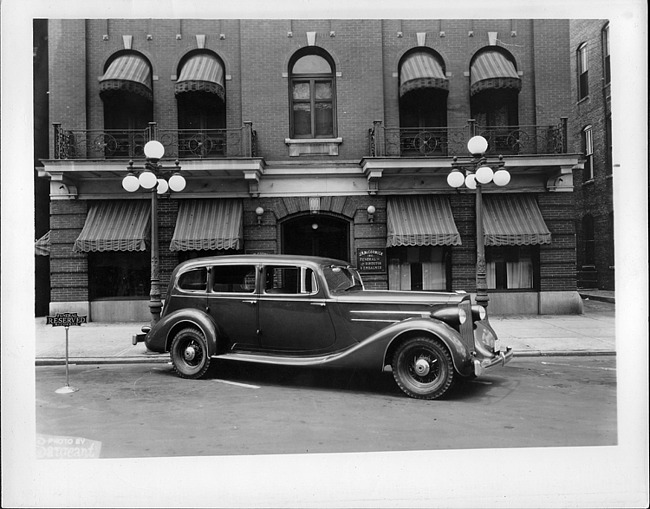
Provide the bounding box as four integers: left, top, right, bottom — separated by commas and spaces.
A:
333, 289, 469, 306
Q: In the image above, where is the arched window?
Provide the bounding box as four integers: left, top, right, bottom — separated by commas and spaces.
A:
99, 51, 153, 158
582, 125, 594, 180
398, 49, 449, 155
288, 49, 336, 138
582, 214, 595, 266
577, 42, 589, 100
175, 51, 227, 157
469, 48, 521, 153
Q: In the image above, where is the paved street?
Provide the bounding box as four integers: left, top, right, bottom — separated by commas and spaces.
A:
36, 355, 616, 459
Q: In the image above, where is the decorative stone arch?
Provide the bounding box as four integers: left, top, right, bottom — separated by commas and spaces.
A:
273, 196, 357, 221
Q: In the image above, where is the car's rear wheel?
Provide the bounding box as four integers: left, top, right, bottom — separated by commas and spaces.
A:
170, 328, 211, 379
392, 337, 455, 400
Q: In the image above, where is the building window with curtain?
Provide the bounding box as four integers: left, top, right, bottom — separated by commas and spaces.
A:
99, 51, 154, 158
89, 251, 150, 299
486, 246, 539, 290
577, 42, 589, 101
388, 246, 451, 291
602, 24, 611, 85
289, 49, 336, 139
582, 125, 594, 180
175, 51, 227, 157
73, 200, 152, 300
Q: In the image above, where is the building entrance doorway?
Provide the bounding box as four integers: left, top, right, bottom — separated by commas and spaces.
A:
282, 214, 350, 261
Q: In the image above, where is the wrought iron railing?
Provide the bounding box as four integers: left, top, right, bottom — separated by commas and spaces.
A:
53, 122, 257, 160
369, 118, 568, 157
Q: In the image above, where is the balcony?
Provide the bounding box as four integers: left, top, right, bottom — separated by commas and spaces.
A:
369, 119, 568, 157
53, 122, 257, 160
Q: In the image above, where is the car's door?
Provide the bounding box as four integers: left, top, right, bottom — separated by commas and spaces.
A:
257, 264, 336, 352
207, 263, 259, 349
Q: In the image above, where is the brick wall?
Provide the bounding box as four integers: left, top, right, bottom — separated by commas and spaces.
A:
49, 200, 88, 302
570, 19, 614, 290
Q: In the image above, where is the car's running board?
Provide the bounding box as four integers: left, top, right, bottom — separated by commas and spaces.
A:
212, 351, 339, 367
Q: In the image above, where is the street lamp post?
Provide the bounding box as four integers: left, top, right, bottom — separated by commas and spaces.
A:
122, 140, 186, 326
447, 135, 510, 312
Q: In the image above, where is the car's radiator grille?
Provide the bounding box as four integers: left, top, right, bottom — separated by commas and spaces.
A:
459, 301, 475, 352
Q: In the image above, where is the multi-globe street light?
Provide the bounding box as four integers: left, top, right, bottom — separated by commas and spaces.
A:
447, 135, 511, 312
122, 140, 186, 325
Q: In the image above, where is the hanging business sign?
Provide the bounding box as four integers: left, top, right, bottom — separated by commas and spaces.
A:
357, 248, 386, 273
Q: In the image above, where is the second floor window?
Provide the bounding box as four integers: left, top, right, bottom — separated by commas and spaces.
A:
602, 24, 611, 85
577, 43, 589, 100
289, 51, 336, 138
582, 125, 594, 180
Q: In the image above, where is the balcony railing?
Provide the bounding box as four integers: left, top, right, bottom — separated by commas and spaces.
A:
53, 122, 257, 160
369, 118, 568, 157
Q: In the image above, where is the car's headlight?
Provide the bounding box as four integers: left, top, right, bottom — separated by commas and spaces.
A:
472, 305, 487, 320
458, 307, 467, 324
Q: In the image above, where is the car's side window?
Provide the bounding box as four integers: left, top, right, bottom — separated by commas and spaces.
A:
178, 267, 208, 292
264, 265, 317, 295
211, 265, 256, 293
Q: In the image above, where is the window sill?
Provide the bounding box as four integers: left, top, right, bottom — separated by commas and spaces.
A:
285, 137, 343, 157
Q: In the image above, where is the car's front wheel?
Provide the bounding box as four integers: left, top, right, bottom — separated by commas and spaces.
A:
392, 337, 455, 400
170, 328, 211, 379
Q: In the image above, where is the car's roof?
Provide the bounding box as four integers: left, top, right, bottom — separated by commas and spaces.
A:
175, 254, 353, 270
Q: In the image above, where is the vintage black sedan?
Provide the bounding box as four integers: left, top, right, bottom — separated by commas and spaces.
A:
132, 254, 512, 399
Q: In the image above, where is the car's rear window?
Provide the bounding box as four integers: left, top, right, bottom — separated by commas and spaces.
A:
178, 268, 208, 291
212, 265, 256, 293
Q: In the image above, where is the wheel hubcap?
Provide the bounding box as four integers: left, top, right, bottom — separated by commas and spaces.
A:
414, 357, 431, 376
184, 344, 198, 361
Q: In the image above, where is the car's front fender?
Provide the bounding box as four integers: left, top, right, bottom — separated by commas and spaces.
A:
145, 308, 219, 356
381, 317, 473, 375
306, 317, 472, 374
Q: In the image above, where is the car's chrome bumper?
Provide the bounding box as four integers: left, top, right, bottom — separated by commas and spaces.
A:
473, 347, 514, 377
131, 326, 151, 346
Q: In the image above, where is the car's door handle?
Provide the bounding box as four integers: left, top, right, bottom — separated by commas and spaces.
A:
310, 302, 326, 307
242, 300, 257, 305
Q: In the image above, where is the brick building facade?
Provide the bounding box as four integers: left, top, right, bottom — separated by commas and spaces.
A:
569, 19, 615, 291
38, 19, 584, 321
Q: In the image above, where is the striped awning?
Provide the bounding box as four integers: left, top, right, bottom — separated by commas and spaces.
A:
99, 53, 152, 101
400, 52, 449, 96
387, 196, 461, 247
483, 195, 551, 246
170, 199, 242, 251
175, 54, 225, 100
470, 51, 521, 96
35, 230, 50, 256
73, 201, 150, 253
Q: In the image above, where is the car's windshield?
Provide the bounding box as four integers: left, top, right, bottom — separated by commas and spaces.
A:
322, 265, 364, 293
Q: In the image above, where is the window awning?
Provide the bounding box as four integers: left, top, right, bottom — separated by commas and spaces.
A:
399, 52, 449, 96
483, 195, 551, 246
99, 53, 153, 101
170, 199, 242, 251
35, 230, 50, 256
175, 54, 225, 100
470, 51, 521, 96
73, 201, 150, 253
387, 196, 461, 247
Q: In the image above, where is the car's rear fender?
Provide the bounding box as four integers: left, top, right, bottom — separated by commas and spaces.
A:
147, 309, 220, 356
382, 318, 474, 376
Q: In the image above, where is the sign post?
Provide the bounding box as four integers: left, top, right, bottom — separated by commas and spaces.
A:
46, 313, 87, 394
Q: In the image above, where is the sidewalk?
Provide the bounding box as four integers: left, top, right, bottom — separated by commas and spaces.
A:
34, 296, 615, 366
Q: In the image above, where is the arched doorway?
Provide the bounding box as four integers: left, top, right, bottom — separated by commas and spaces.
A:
282, 214, 350, 261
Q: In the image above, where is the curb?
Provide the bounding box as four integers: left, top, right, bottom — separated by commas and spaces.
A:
35, 349, 617, 366
36, 356, 170, 366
